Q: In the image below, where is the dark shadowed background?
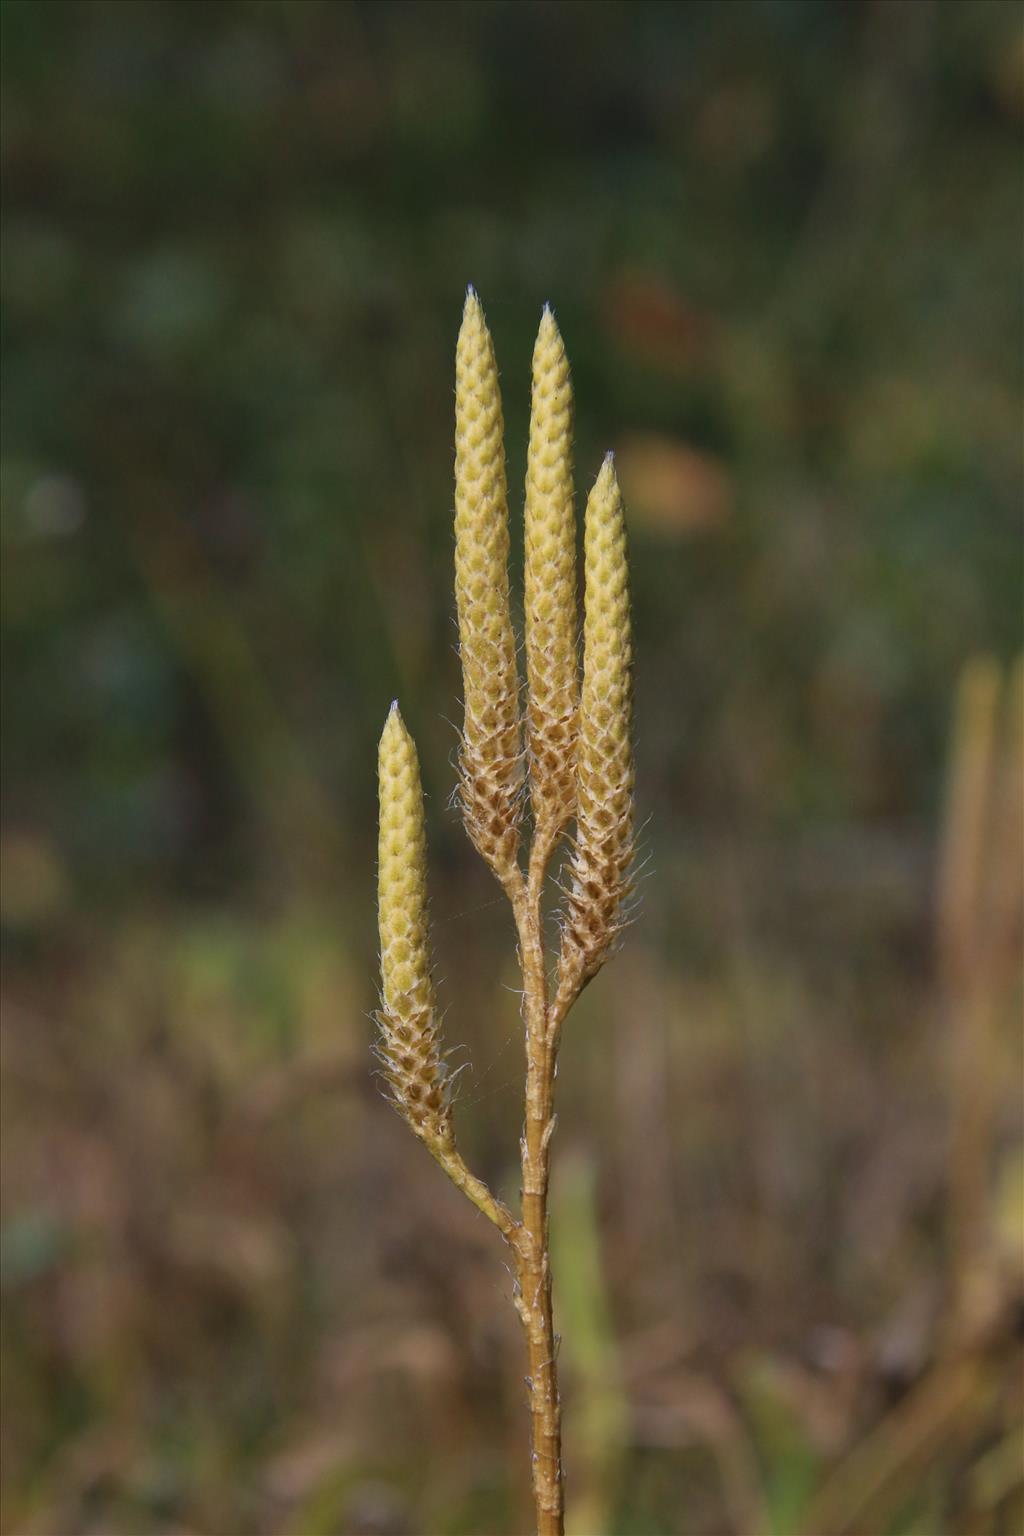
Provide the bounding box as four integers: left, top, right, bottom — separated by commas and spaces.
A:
2, 2, 1022, 1533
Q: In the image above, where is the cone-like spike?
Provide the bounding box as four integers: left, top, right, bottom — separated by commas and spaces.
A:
524, 306, 578, 843
377, 704, 450, 1141
453, 289, 524, 882
560, 455, 634, 989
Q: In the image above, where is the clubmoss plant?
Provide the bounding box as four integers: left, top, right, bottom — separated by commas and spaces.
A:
375, 289, 635, 1536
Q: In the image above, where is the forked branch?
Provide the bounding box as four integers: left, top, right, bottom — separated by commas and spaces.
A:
375, 290, 634, 1536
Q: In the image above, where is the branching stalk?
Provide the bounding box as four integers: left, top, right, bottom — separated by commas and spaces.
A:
374, 292, 634, 1535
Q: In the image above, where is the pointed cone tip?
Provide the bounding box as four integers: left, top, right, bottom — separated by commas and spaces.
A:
460, 286, 485, 336
597, 451, 617, 485
588, 452, 620, 506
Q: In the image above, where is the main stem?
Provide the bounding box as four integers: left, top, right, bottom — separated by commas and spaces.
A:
512, 840, 564, 1535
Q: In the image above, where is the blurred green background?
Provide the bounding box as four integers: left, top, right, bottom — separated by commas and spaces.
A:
2, 2, 1022, 1533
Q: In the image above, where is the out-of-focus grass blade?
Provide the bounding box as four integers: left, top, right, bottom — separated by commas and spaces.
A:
551, 1151, 629, 1536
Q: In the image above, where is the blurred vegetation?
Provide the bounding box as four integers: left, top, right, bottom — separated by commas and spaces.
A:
1, 1, 1022, 1533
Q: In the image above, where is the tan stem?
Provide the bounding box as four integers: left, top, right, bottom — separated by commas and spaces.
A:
513, 861, 564, 1536
548, 967, 583, 1047
426, 834, 566, 1531
427, 1137, 520, 1242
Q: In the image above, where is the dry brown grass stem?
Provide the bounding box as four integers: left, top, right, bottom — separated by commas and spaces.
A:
938, 655, 1024, 1343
